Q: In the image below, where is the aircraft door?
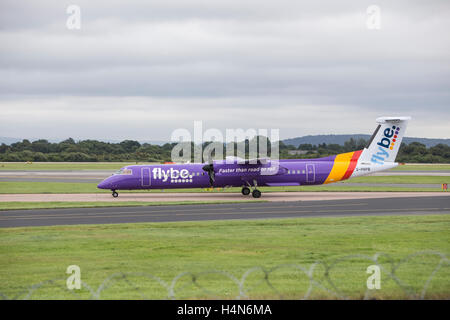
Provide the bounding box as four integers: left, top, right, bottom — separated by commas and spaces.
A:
306, 164, 315, 183
141, 168, 151, 187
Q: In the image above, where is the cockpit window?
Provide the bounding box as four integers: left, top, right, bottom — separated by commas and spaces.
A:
114, 168, 132, 175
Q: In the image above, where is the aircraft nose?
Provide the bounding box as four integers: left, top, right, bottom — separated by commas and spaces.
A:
97, 179, 110, 189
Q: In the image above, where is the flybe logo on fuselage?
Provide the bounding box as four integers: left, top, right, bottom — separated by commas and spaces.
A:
371, 125, 401, 165
152, 167, 191, 182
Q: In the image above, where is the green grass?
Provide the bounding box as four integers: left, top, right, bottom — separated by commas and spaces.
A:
391, 164, 450, 171
342, 175, 449, 184
0, 215, 449, 299
0, 200, 265, 211
0, 181, 444, 195
0, 181, 103, 194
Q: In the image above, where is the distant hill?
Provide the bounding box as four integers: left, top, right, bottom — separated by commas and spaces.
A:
0, 137, 25, 145
282, 135, 450, 148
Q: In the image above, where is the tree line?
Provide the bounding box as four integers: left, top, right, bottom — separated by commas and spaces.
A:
0, 137, 448, 163
281, 138, 450, 163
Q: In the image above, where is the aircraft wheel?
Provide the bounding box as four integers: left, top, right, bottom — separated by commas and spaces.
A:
241, 187, 251, 196
252, 189, 261, 198
112, 191, 119, 198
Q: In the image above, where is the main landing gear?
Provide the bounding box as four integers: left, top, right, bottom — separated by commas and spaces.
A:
241, 187, 251, 196
112, 190, 118, 198
252, 189, 261, 198
241, 180, 262, 198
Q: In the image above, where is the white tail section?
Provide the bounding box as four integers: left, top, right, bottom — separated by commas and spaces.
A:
359, 116, 411, 164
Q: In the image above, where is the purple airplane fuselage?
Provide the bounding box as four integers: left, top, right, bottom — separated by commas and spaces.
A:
97, 116, 410, 198
97, 157, 336, 191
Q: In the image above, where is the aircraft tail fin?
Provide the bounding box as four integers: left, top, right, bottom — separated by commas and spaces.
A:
359, 116, 411, 164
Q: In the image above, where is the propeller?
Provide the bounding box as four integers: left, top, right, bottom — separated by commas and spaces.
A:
202, 154, 215, 187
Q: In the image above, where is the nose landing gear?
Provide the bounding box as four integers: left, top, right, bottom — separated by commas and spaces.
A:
112, 190, 118, 198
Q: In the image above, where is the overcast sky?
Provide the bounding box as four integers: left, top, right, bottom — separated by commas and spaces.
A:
0, 0, 449, 142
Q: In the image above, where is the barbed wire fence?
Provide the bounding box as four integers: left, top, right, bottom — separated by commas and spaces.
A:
2, 250, 449, 300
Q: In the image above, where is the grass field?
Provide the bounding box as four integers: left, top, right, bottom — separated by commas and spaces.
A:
391, 164, 450, 171
1, 162, 449, 172
0, 215, 449, 299
341, 175, 449, 184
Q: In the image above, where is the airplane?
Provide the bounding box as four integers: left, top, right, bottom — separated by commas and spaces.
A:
97, 116, 410, 198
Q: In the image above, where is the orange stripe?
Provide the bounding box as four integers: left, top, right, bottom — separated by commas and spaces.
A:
342, 150, 362, 180
323, 151, 354, 184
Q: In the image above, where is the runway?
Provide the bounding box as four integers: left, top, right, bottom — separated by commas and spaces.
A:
1, 191, 449, 202
1, 195, 449, 228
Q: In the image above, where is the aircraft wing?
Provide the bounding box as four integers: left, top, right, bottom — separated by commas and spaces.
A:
215, 158, 286, 176
237, 157, 270, 165
224, 156, 270, 165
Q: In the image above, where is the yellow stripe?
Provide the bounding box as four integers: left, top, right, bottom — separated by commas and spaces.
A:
323, 151, 354, 184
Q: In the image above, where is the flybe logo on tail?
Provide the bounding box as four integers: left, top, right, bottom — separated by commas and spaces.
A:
371, 125, 401, 164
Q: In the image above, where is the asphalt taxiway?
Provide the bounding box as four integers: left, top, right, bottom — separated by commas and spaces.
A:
1, 195, 448, 228
1, 191, 448, 202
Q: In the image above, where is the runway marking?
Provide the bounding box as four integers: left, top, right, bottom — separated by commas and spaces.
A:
1, 207, 448, 222
0, 206, 236, 217
172, 207, 450, 217
0, 203, 368, 219
238, 203, 367, 210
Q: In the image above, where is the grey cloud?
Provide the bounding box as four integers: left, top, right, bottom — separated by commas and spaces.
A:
0, 0, 449, 139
